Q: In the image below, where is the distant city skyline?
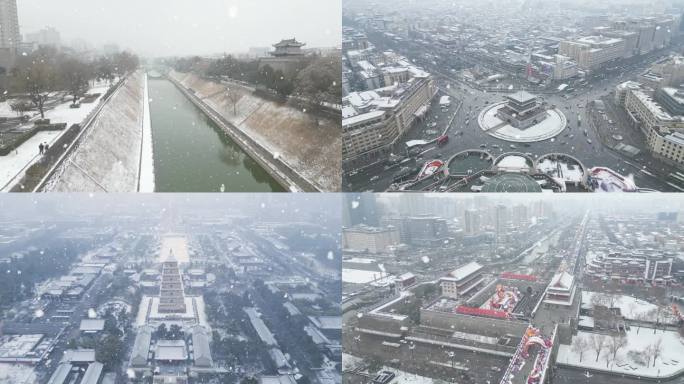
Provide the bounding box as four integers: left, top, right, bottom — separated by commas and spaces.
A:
16, 0, 341, 57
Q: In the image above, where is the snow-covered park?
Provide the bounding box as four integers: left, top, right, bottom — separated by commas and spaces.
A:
0, 81, 112, 190
582, 291, 677, 324
558, 328, 684, 378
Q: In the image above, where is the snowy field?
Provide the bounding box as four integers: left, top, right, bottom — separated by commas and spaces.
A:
558, 328, 684, 378
582, 291, 677, 324
479, 102, 566, 143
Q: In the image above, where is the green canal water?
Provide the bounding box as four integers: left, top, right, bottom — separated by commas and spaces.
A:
148, 78, 284, 192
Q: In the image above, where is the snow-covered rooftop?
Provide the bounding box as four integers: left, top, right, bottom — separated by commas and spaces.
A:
445, 261, 483, 282
549, 271, 574, 290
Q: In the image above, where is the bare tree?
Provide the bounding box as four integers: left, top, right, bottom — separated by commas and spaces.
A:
603, 348, 614, 368
571, 335, 589, 362
650, 338, 664, 367
11, 49, 60, 120
607, 333, 628, 361
9, 100, 31, 118
635, 312, 646, 334
591, 334, 607, 362
60, 57, 92, 105
225, 88, 239, 115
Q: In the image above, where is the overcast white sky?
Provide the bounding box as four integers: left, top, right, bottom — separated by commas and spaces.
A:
17, 0, 341, 57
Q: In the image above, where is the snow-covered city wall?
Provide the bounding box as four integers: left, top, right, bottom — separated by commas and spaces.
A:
46, 71, 150, 192
169, 70, 341, 192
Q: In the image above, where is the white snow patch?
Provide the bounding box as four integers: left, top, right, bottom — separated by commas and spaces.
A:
558, 328, 684, 378
138, 73, 155, 192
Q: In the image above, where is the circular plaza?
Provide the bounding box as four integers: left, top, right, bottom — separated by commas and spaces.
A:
478, 91, 566, 143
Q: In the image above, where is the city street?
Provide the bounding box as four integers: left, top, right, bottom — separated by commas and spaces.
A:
344, 30, 684, 192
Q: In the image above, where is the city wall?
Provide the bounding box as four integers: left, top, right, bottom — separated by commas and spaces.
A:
45, 71, 150, 192
420, 309, 529, 338
168, 71, 341, 192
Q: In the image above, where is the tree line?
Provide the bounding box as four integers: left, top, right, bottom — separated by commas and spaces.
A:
172, 52, 341, 108
6, 47, 139, 119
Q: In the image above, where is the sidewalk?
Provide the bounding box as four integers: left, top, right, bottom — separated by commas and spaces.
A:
0, 81, 113, 191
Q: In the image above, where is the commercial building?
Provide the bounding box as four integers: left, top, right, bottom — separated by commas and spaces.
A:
608, 16, 680, 55
342, 50, 437, 168
24, 26, 60, 47
464, 209, 481, 236
343, 75, 436, 166
399, 215, 449, 245
640, 56, 684, 88
342, 225, 400, 253
559, 35, 626, 71
614, 81, 642, 106
551, 54, 579, 81
439, 262, 484, 299
586, 252, 674, 284
623, 86, 684, 167
0, 0, 20, 49
0, 0, 19, 76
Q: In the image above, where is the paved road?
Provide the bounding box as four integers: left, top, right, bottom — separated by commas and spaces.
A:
345, 31, 683, 192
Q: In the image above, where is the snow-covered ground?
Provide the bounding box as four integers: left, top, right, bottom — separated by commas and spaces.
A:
0, 83, 111, 191
48, 73, 147, 192
588, 168, 637, 192
0, 101, 13, 117
479, 102, 567, 143
0, 130, 61, 190
496, 155, 531, 170
537, 158, 584, 182
342, 268, 391, 284
138, 73, 155, 192
558, 328, 684, 378
0, 363, 37, 384
581, 291, 677, 324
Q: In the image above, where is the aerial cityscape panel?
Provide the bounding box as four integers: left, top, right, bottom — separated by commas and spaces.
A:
0, 0, 342, 193
342, 0, 684, 192
342, 193, 684, 384
0, 194, 342, 384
